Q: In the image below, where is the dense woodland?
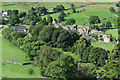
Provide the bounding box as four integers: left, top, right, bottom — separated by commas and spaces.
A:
1, 2, 120, 80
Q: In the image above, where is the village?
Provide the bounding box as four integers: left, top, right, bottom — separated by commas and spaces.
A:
0, 10, 115, 43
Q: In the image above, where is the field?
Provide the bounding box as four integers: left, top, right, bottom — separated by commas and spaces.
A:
2, 2, 28, 12
0, 37, 42, 78
91, 42, 114, 51
1, 37, 28, 62
41, 2, 117, 25
2, 2, 117, 26
105, 29, 118, 39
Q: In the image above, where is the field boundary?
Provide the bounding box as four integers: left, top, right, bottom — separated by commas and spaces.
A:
0, 59, 32, 65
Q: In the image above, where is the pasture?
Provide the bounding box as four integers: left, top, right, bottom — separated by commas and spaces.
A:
91, 42, 114, 51
2, 63, 41, 78
2, 2, 28, 12
105, 29, 118, 39
1, 37, 28, 62
1, 37, 42, 78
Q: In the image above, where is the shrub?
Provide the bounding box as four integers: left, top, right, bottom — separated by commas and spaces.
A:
28, 68, 34, 75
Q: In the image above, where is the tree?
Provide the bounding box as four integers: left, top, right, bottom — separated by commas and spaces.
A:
12, 10, 19, 15
31, 25, 44, 36
89, 25, 99, 30
65, 19, 76, 25
60, 11, 66, 16
47, 15, 53, 24
71, 37, 91, 60
36, 7, 47, 15
51, 30, 60, 47
82, 46, 93, 63
38, 26, 56, 42
89, 16, 101, 25
97, 43, 120, 79
57, 30, 72, 51
2, 28, 16, 41
45, 54, 77, 79
109, 7, 116, 13
106, 22, 112, 28
58, 14, 64, 22
19, 12, 26, 18
34, 46, 62, 75
88, 47, 108, 66
70, 4, 75, 9
8, 15, 20, 26
71, 8, 76, 13
11, 31, 27, 40
16, 38, 24, 48
28, 68, 34, 75
116, 3, 120, 7
38, 18, 48, 25
53, 5, 65, 13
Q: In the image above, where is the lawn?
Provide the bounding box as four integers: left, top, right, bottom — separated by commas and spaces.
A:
91, 42, 114, 51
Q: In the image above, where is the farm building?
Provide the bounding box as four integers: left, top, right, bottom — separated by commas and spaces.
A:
90, 29, 110, 43
10, 26, 28, 32
2, 10, 12, 17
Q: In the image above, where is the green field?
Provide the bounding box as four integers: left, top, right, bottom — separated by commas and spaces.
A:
0, 37, 42, 78
91, 42, 114, 51
83, 11, 117, 19
2, 63, 41, 78
1, 37, 28, 62
2, 2, 28, 12
41, 2, 117, 25
2, 2, 117, 26
105, 29, 118, 39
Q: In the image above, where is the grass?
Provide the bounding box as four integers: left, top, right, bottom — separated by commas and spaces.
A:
91, 42, 114, 51
2, 2, 88, 13
104, 29, 118, 39
63, 12, 89, 25
2, 2, 28, 12
2, 63, 41, 78
83, 11, 117, 19
0, 37, 43, 78
1, 37, 28, 63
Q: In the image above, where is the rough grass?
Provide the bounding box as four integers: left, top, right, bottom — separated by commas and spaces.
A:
91, 42, 114, 51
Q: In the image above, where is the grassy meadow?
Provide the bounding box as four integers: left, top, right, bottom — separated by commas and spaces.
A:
105, 29, 118, 39
0, 36, 42, 78
91, 42, 114, 51
1, 37, 28, 62
2, 2, 28, 12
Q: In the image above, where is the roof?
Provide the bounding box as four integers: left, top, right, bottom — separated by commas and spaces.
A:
10, 26, 27, 32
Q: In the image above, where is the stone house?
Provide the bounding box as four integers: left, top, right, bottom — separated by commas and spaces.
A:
2, 10, 12, 17
10, 26, 28, 32
52, 20, 89, 37
90, 29, 110, 43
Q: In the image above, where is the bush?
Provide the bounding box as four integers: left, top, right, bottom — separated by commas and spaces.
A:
28, 68, 34, 75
